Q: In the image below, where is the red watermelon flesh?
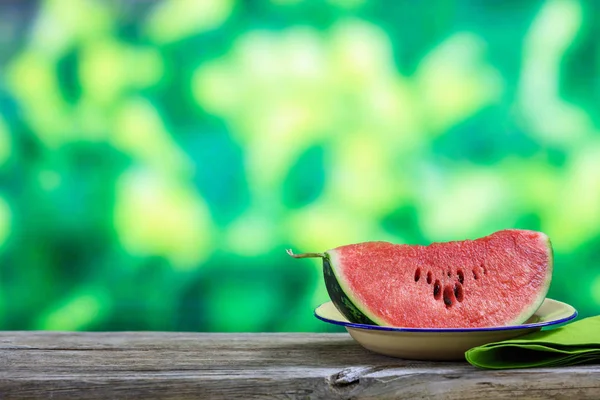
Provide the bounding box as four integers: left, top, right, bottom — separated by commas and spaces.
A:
326, 229, 553, 328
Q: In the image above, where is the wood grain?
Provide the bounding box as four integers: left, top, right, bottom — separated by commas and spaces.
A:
0, 332, 598, 399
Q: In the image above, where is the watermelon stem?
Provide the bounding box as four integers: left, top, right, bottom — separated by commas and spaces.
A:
286, 249, 325, 259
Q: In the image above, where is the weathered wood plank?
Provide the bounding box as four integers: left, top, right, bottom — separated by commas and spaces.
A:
0, 332, 598, 399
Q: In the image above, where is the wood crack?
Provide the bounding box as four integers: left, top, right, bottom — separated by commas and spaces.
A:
328, 366, 388, 387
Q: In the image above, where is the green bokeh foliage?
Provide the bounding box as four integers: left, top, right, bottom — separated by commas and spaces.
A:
0, 0, 599, 332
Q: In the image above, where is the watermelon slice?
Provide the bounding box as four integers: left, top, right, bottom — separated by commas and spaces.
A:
288, 229, 553, 328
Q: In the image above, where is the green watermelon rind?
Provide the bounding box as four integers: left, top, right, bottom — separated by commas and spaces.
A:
323, 251, 386, 326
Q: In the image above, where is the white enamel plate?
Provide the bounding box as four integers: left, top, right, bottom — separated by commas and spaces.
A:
315, 298, 578, 361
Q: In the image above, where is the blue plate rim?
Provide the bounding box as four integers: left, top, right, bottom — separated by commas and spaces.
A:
314, 299, 578, 333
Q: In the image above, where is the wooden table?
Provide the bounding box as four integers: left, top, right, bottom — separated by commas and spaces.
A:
1, 331, 599, 399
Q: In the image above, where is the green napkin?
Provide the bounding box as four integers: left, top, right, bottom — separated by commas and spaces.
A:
465, 316, 600, 369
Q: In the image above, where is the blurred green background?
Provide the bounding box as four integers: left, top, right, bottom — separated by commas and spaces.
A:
0, 0, 599, 332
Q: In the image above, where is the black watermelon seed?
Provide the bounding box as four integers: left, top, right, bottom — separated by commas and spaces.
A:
433, 280, 441, 299
443, 285, 454, 308
457, 269, 464, 284
454, 283, 464, 302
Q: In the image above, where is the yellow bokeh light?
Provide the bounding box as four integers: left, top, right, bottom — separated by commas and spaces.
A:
145, 0, 235, 43
111, 98, 192, 175
0, 196, 11, 250
114, 168, 214, 270
38, 290, 107, 331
